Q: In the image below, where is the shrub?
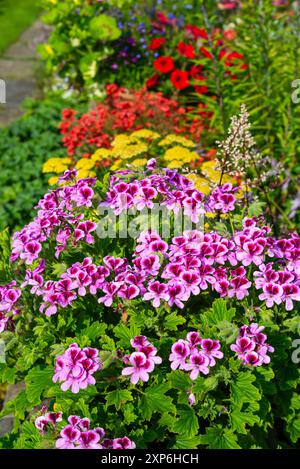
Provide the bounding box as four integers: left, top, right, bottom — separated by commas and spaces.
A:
0, 160, 299, 449
0, 99, 72, 232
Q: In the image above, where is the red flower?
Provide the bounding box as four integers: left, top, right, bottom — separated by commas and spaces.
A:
190, 65, 205, 80
146, 73, 159, 88
156, 12, 169, 24
200, 47, 213, 59
186, 25, 208, 40
149, 37, 166, 51
170, 70, 190, 90
178, 42, 195, 59
194, 85, 208, 94
223, 29, 236, 41
153, 56, 174, 74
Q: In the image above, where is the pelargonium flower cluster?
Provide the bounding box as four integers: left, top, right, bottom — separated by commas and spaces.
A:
53, 343, 101, 394
35, 412, 135, 450
35, 408, 62, 436
10, 177, 96, 265
102, 169, 205, 223
207, 183, 239, 213
122, 335, 162, 384
169, 331, 223, 380
0, 282, 21, 332
230, 323, 274, 366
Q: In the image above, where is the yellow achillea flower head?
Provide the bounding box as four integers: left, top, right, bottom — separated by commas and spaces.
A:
130, 129, 160, 140
114, 143, 148, 159
132, 158, 148, 167
159, 134, 195, 148
48, 176, 59, 186
75, 159, 95, 170
76, 169, 96, 179
186, 173, 211, 195
111, 159, 122, 170
166, 160, 181, 169
164, 146, 199, 164
91, 148, 112, 162
42, 157, 72, 174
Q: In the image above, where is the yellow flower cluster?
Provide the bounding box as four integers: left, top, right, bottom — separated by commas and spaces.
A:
42, 157, 72, 174
164, 146, 199, 169
158, 134, 195, 148
42, 129, 239, 196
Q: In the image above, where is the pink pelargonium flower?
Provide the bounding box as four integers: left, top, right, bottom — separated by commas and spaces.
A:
258, 282, 283, 308
184, 352, 210, 380
143, 281, 170, 307
130, 335, 150, 348
230, 337, 255, 359
201, 339, 223, 366
122, 352, 155, 384
74, 220, 97, 244
227, 276, 252, 300
112, 437, 136, 449
77, 430, 102, 449
167, 282, 189, 308
169, 339, 190, 370
56, 425, 81, 449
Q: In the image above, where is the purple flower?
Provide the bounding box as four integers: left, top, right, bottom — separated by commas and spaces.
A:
201, 339, 223, 366
169, 340, 190, 370
122, 352, 154, 384
56, 425, 81, 449
231, 323, 274, 366
143, 281, 169, 307
53, 343, 101, 393
184, 352, 210, 380
77, 431, 102, 449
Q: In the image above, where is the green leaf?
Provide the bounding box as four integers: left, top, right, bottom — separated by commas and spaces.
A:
79, 322, 107, 342
173, 435, 202, 449
286, 418, 300, 443
167, 370, 191, 391
173, 406, 199, 437
164, 312, 186, 331
106, 389, 133, 411
230, 407, 260, 435
200, 426, 241, 449
89, 15, 121, 41
206, 299, 236, 326
114, 324, 141, 348
231, 371, 261, 406
140, 384, 175, 421
25, 366, 53, 405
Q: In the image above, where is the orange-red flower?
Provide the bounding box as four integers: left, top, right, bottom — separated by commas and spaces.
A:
149, 37, 166, 51
146, 73, 159, 88
178, 42, 195, 59
153, 56, 174, 74
170, 69, 190, 90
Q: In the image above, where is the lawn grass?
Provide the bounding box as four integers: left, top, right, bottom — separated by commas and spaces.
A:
0, 0, 41, 55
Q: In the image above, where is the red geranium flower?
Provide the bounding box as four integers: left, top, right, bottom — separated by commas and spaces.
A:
186, 25, 208, 40
190, 65, 205, 80
223, 29, 236, 41
146, 73, 159, 88
194, 85, 208, 94
178, 42, 195, 59
170, 69, 190, 90
200, 47, 213, 59
153, 56, 174, 74
156, 12, 169, 24
149, 37, 166, 51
